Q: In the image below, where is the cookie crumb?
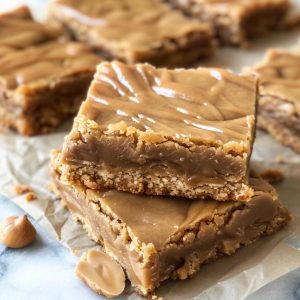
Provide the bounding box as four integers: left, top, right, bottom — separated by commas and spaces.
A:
14, 184, 37, 201
276, 155, 285, 164
25, 192, 37, 202
260, 169, 284, 184
14, 184, 32, 195
152, 295, 163, 300
48, 184, 54, 192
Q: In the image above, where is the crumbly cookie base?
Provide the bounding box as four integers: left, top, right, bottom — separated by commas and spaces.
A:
0, 72, 92, 136
58, 162, 253, 202
258, 114, 300, 154
51, 170, 290, 297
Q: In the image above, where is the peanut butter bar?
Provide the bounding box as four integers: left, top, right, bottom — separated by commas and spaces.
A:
47, 0, 214, 67
51, 151, 290, 297
0, 5, 103, 135
247, 49, 300, 153
60, 61, 257, 201
169, 0, 290, 47
0, 6, 59, 56
0, 41, 102, 135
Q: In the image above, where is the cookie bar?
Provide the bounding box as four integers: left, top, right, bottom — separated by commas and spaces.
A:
0, 41, 102, 135
169, 0, 290, 47
247, 49, 300, 153
0, 6, 59, 56
47, 0, 214, 67
59, 61, 257, 201
51, 151, 290, 297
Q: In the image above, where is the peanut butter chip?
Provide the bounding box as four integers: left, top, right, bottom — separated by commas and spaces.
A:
76, 249, 125, 298
0, 215, 36, 248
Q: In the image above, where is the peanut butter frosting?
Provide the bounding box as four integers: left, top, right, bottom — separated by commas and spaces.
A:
90, 177, 278, 249
0, 6, 59, 54
79, 61, 257, 147
49, 0, 212, 58
251, 49, 300, 115
0, 41, 101, 91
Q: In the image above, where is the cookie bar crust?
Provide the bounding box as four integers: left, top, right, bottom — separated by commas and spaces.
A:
247, 49, 300, 153
47, 0, 214, 67
51, 153, 290, 297
60, 61, 257, 201
169, 0, 290, 47
0, 41, 102, 135
0, 6, 60, 56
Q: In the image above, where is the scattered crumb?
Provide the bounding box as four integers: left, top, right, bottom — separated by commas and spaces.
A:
276, 155, 285, 164
25, 192, 37, 202
14, 184, 37, 202
260, 169, 285, 184
48, 183, 54, 192
14, 184, 32, 195
152, 295, 163, 300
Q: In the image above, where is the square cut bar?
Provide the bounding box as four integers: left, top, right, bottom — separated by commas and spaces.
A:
0, 6, 60, 56
246, 49, 300, 153
47, 0, 214, 67
51, 151, 290, 297
0, 40, 103, 135
60, 61, 257, 201
0, 42, 102, 135
169, 0, 290, 47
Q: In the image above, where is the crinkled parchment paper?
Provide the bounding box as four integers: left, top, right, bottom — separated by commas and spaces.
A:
1, 0, 300, 298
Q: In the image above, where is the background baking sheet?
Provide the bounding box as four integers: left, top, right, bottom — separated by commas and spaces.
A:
0, 1, 300, 300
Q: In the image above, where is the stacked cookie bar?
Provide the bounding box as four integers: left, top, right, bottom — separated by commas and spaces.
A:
51, 61, 290, 296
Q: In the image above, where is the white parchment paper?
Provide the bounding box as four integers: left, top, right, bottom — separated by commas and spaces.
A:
0, 1, 300, 299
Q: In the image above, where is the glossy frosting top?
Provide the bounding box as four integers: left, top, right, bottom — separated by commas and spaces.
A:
0, 41, 101, 90
79, 61, 256, 146
0, 6, 59, 55
252, 49, 300, 109
50, 0, 211, 52
93, 177, 279, 249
